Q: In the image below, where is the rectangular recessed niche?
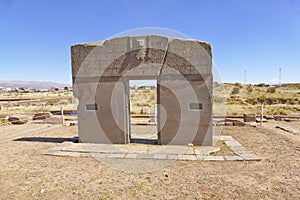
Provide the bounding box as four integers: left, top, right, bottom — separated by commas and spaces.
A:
86, 104, 98, 111
190, 103, 203, 110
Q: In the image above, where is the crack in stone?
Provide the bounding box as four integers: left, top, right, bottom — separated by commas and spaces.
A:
158, 37, 171, 78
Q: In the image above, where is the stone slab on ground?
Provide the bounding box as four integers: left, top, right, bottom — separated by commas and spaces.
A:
178, 155, 197, 161
8, 114, 29, 124
203, 156, 224, 161
224, 156, 244, 161
45, 135, 261, 161
276, 125, 300, 136
241, 154, 262, 161
224, 140, 242, 147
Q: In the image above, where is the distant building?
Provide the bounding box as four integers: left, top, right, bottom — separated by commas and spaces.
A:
6, 88, 12, 92
15, 88, 25, 93
64, 86, 73, 91
49, 87, 60, 92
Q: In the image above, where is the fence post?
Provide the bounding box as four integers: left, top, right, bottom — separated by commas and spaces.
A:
260, 101, 264, 126
61, 107, 65, 126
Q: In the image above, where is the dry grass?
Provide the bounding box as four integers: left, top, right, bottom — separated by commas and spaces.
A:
130, 88, 156, 114
214, 83, 300, 116
0, 83, 299, 117
0, 92, 73, 115
0, 123, 299, 199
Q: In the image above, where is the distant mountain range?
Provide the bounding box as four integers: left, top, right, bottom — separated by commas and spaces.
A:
0, 80, 71, 89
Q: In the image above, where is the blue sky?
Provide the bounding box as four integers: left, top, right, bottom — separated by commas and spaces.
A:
0, 0, 299, 84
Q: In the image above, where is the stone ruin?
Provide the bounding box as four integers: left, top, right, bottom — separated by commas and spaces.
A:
71, 35, 213, 146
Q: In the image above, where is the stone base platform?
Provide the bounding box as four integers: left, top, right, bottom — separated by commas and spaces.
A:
45, 136, 261, 161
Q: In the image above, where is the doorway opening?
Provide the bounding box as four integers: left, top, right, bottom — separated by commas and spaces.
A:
129, 79, 158, 144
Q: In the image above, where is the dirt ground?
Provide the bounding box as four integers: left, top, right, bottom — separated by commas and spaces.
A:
0, 122, 299, 199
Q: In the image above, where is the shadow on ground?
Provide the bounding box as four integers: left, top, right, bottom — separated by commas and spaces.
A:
13, 137, 73, 143
130, 138, 158, 144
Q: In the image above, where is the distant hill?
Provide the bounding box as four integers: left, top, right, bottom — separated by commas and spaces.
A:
0, 80, 71, 90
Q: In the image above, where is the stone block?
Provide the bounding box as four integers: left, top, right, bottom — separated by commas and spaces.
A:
244, 113, 256, 122
203, 156, 224, 161
8, 114, 29, 124
224, 156, 244, 161
32, 112, 52, 120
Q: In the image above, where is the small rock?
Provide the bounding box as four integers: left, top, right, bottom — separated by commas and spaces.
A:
244, 113, 256, 122
40, 189, 45, 194
256, 118, 267, 123
216, 122, 225, 126
233, 120, 245, 126
225, 122, 233, 126
264, 115, 275, 120
145, 177, 151, 182
0, 114, 6, 119
8, 114, 28, 124
33, 112, 52, 120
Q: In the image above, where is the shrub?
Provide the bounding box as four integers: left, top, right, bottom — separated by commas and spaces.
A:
247, 84, 253, 93
267, 87, 276, 93
266, 98, 273, 105
278, 98, 287, 104
140, 108, 144, 114
234, 82, 242, 88
231, 87, 240, 95
279, 110, 287, 115
214, 96, 225, 104
258, 95, 266, 103
246, 98, 258, 105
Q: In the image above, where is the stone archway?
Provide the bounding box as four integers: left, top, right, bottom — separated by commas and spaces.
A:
72, 35, 213, 146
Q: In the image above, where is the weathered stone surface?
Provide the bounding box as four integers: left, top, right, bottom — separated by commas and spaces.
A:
240, 154, 261, 161
167, 154, 179, 160
72, 35, 213, 145
153, 154, 167, 159
136, 154, 155, 159
8, 114, 29, 124
224, 156, 244, 161
195, 146, 220, 155
107, 153, 126, 158
178, 155, 197, 161
203, 156, 224, 161
45, 135, 262, 161
244, 113, 256, 122
125, 153, 138, 159
256, 118, 267, 123
219, 135, 235, 141
224, 140, 242, 147
283, 118, 298, 122
233, 120, 245, 126
225, 122, 233, 126
264, 115, 275, 120
276, 125, 300, 136
32, 112, 52, 120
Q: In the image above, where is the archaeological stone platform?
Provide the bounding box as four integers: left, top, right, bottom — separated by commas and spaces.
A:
71, 35, 213, 145
45, 136, 261, 161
